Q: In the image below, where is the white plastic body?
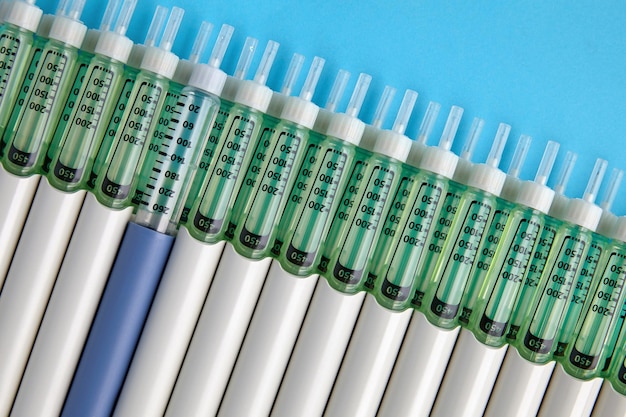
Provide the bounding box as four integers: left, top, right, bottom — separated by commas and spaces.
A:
164, 245, 272, 417
113, 231, 225, 417
538, 365, 602, 417
430, 329, 508, 417
484, 349, 555, 417
0, 169, 39, 285
0, 179, 85, 416
271, 280, 366, 417
591, 383, 626, 416
217, 263, 319, 416
10, 194, 131, 417
378, 314, 459, 417
324, 297, 412, 417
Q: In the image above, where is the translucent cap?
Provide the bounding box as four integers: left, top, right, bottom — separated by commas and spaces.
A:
459, 117, 484, 158
438, 105, 464, 152
144, 6, 167, 47
346, 73, 372, 118
391, 89, 417, 135
188, 21, 213, 64
484, 123, 510, 167
583, 158, 608, 203
299, 56, 325, 101
507, 134, 532, 178
233, 37, 258, 80
371, 86, 396, 129
98, 0, 120, 32
252, 40, 279, 85
600, 168, 624, 211
534, 140, 559, 185
55, 0, 86, 20
415, 101, 441, 144
158, 6, 183, 52
553, 151, 577, 195
323, 69, 350, 112
281, 53, 305, 96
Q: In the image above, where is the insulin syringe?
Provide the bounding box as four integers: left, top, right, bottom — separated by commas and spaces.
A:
60, 7, 185, 417
218, 73, 372, 417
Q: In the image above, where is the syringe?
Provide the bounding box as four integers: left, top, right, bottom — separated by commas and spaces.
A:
92, 6, 182, 209
515, 158, 606, 363
425, 141, 559, 417
458, 134, 535, 328
370, 102, 459, 311
319, 89, 417, 294
0, 0, 87, 175
609, 279, 626, 395
216, 73, 370, 417
60, 8, 185, 417
228, 55, 324, 259
112, 23, 233, 417
422, 122, 509, 329
186, 39, 278, 242
181, 36, 261, 222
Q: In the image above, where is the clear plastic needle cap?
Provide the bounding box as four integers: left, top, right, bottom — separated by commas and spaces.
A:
534, 140, 559, 186
391, 89, 417, 135
438, 105, 463, 152
281, 53, 305, 96
253, 40, 279, 86
459, 117, 484, 158
233, 37, 258, 80
583, 158, 608, 203
371, 86, 396, 129
554, 151, 577, 195
346, 73, 371, 118
416, 101, 441, 145
299, 56, 325, 102
324, 70, 350, 112
600, 168, 624, 211
485, 122, 510, 168
507, 134, 532, 178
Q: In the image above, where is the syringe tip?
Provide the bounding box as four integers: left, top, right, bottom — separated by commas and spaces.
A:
113, 0, 137, 36
188, 21, 213, 64
415, 101, 441, 145
553, 151, 578, 195
459, 117, 484, 159
99, 0, 121, 32
324, 69, 350, 112
600, 168, 624, 211
158, 6, 184, 52
534, 140, 559, 186
281, 53, 305, 96
207, 24, 234, 69
233, 37, 258, 80
346, 73, 372, 118
583, 158, 608, 203
485, 122, 510, 168
371, 86, 396, 130
253, 40, 280, 86
145, 6, 168, 47
299, 56, 325, 102
391, 89, 417, 135
507, 134, 532, 179
438, 105, 463, 151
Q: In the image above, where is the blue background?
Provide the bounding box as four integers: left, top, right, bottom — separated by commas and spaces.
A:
36, 0, 626, 215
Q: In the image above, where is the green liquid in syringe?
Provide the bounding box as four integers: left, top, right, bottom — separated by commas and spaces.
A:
187, 101, 263, 241
273, 130, 350, 275
562, 245, 626, 379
